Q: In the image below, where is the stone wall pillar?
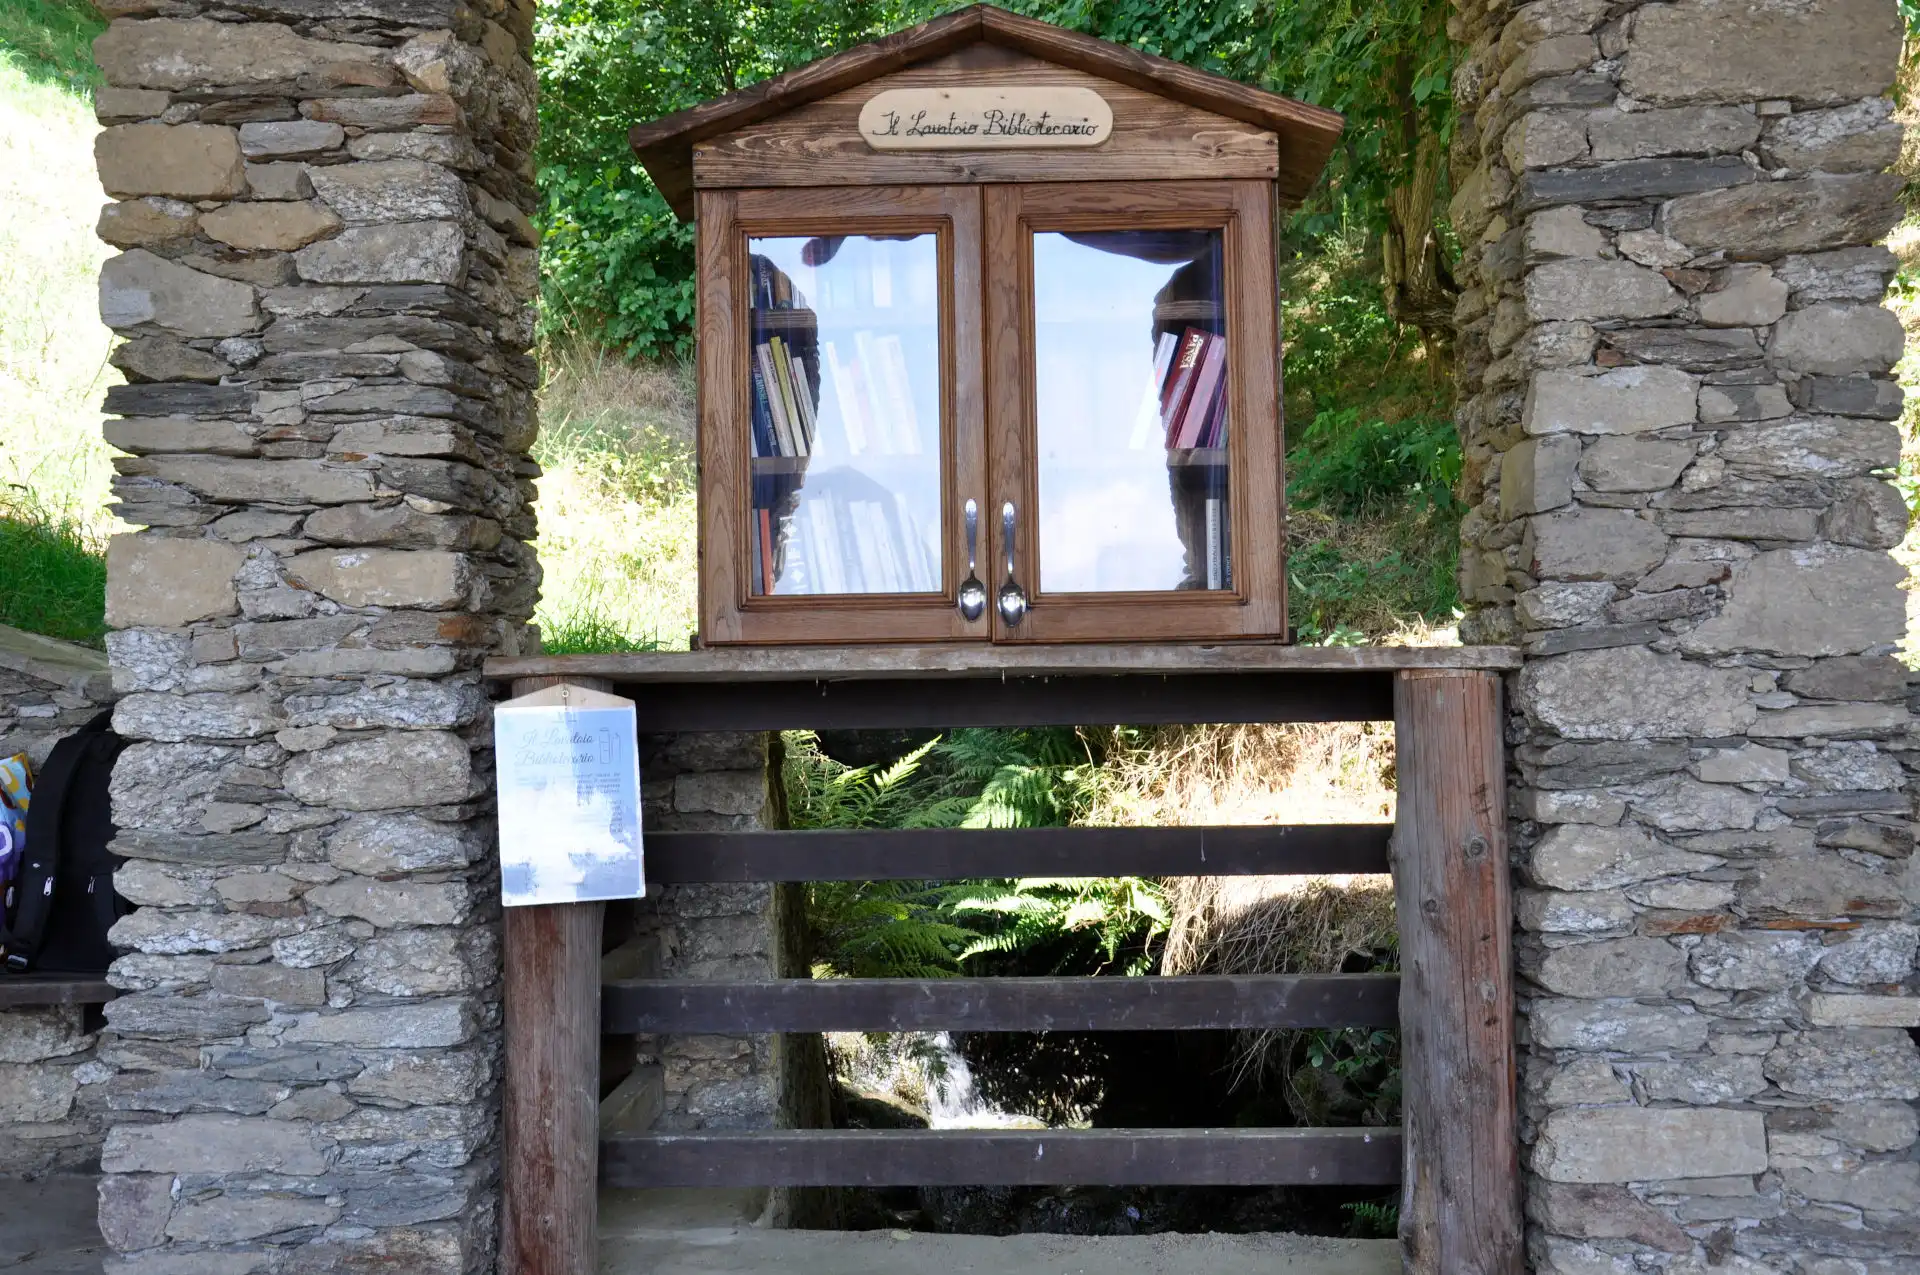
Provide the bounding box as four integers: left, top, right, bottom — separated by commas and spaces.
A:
1449, 0, 1920, 1270
89, 3, 538, 1272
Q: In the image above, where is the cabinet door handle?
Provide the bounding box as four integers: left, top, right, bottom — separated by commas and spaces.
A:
957, 499, 987, 621
996, 500, 1028, 628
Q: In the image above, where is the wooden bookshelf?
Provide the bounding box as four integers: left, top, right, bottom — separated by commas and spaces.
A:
678, 33, 1309, 645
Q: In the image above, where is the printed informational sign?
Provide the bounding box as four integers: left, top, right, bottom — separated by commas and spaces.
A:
859, 86, 1113, 150
494, 684, 644, 907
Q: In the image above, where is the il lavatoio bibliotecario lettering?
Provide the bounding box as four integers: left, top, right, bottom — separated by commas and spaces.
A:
868, 107, 1101, 139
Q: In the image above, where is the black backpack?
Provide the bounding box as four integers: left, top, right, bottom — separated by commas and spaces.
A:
0, 712, 128, 974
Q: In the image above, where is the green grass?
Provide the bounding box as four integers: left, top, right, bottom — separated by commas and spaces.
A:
530, 342, 700, 651
0, 2, 116, 646
0, 0, 103, 92
0, 506, 107, 646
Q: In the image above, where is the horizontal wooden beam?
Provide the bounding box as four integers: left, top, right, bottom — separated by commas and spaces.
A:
628, 673, 1395, 731
645, 824, 1392, 883
0, 975, 116, 1008
603, 1127, 1402, 1187
488, 642, 1522, 684
604, 973, 1399, 1034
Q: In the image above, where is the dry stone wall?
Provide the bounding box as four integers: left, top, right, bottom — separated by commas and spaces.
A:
0, 628, 116, 1176
86, 3, 539, 1273
1449, 0, 1920, 1271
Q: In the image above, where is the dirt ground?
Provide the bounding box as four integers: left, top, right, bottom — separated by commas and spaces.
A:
599, 1189, 1401, 1275
0, 1176, 104, 1274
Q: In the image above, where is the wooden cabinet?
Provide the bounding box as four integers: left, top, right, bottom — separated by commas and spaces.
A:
632, 6, 1341, 646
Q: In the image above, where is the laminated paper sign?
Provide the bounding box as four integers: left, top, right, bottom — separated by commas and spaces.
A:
494, 683, 643, 906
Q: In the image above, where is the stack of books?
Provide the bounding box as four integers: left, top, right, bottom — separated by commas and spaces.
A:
750, 331, 927, 461
753, 489, 937, 596
750, 336, 816, 459
1126, 327, 1228, 452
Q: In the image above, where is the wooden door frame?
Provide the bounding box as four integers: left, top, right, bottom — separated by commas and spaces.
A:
982, 179, 1285, 643
697, 185, 987, 645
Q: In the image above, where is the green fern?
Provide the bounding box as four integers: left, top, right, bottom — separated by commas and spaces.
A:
956, 876, 1169, 976
785, 727, 1168, 980
1342, 1199, 1399, 1239
808, 879, 982, 980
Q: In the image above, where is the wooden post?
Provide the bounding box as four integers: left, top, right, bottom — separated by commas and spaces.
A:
1392, 670, 1521, 1275
501, 675, 614, 1275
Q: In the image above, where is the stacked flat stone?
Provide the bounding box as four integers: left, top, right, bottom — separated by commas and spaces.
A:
87, 2, 538, 1272
1449, 0, 1920, 1270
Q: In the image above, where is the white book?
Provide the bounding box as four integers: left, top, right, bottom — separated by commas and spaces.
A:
1128, 332, 1179, 450
896, 493, 936, 592
875, 334, 922, 455
850, 500, 889, 593
794, 502, 825, 596
853, 331, 897, 454
1205, 497, 1223, 591
869, 501, 907, 593
790, 354, 819, 456
823, 342, 869, 456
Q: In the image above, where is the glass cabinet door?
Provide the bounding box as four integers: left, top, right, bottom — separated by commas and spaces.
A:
697, 186, 984, 644
985, 182, 1284, 642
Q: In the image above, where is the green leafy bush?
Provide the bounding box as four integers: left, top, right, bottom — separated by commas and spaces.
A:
1288, 407, 1461, 518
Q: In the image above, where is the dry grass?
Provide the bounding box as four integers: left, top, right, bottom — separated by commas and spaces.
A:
0, 50, 122, 537
531, 343, 700, 650
1079, 721, 1400, 1092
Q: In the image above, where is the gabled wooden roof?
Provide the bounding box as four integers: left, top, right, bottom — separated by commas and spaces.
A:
629, 4, 1344, 220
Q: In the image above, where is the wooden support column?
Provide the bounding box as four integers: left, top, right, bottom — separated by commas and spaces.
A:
1392, 670, 1521, 1275
501, 675, 614, 1275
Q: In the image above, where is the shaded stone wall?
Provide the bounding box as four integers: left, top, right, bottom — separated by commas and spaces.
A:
87, 2, 539, 1272
0, 628, 116, 1175
1449, 0, 1920, 1270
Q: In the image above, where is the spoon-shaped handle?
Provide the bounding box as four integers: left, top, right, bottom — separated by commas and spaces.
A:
1002, 501, 1016, 577
965, 499, 978, 572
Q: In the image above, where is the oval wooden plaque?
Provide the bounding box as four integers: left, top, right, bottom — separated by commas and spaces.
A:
859, 86, 1113, 151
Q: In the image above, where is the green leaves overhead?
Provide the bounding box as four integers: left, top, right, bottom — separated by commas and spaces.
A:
535, 0, 1460, 355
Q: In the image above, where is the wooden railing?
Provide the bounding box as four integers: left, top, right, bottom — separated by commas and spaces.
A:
487, 645, 1524, 1275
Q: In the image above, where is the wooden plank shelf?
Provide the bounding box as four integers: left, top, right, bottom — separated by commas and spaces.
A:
603, 1127, 1402, 1188
0, 974, 116, 1008
489, 642, 1522, 685
645, 824, 1391, 883
604, 973, 1399, 1034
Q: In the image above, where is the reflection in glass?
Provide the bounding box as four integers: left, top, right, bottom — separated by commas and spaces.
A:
746, 234, 942, 596
1033, 229, 1229, 594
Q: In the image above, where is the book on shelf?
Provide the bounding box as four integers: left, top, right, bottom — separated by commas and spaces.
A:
757, 508, 775, 596
1204, 496, 1224, 590
748, 366, 778, 460
1159, 328, 1210, 447
769, 488, 937, 595
1172, 333, 1225, 450
750, 338, 821, 459
822, 333, 924, 458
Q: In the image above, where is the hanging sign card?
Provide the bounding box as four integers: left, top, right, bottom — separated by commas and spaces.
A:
859, 86, 1113, 151
494, 683, 644, 907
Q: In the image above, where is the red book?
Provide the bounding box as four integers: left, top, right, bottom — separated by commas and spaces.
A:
758, 508, 775, 595
1173, 334, 1225, 450
1159, 327, 1209, 448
